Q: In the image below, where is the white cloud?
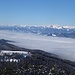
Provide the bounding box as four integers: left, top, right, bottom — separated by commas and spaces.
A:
0, 30, 75, 61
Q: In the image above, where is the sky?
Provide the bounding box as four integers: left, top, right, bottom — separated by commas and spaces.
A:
0, 0, 75, 26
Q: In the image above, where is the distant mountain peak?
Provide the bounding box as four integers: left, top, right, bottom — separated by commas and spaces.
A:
0, 24, 75, 38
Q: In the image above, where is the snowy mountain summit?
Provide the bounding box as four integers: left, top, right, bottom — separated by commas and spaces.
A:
0, 24, 75, 38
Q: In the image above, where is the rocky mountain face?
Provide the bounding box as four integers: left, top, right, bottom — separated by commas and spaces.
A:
0, 39, 75, 75
0, 25, 75, 38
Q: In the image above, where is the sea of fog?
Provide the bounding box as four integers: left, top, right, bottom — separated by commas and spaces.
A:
0, 30, 75, 61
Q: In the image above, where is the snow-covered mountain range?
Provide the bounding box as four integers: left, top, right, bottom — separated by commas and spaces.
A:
0, 25, 75, 38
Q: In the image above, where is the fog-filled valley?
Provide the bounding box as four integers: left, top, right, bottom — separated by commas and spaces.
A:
0, 29, 75, 61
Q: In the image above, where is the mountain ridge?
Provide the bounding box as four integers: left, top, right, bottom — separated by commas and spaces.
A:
0, 24, 75, 38
0, 39, 75, 75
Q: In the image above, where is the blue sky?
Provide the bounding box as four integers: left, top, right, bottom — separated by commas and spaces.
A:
0, 0, 75, 25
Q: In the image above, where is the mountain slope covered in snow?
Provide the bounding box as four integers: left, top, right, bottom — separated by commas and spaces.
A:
0, 39, 75, 75
0, 25, 75, 38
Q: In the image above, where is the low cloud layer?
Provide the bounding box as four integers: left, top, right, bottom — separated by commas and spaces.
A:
0, 30, 75, 61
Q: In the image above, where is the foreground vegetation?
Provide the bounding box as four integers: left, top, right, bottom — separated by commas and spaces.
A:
0, 51, 75, 75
